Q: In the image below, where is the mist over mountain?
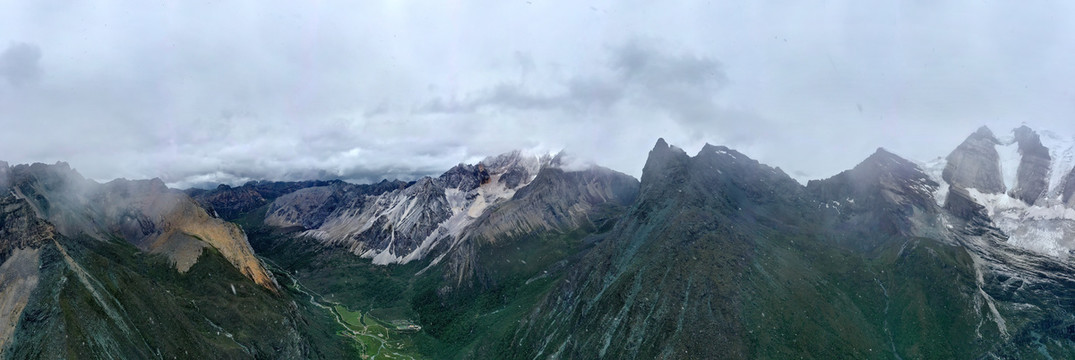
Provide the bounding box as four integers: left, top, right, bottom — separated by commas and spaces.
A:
6, 124, 1075, 358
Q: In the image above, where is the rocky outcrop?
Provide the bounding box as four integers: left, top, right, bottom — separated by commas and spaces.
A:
1063, 168, 1075, 207
5, 163, 278, 291
0, 161, 9, 190
186, 180, 339, 220
943, 126, 1005, 194
96, 178, 279, 290
264, 179, 408, 230
0, 195, 50, 352
1011, 126, 1051, 205
443, 164, 639, 287
467, 166, 638, 241
0, 196, 54, 259
265, 151, 553, 265
807, 148, 944, 243
0, 247, 40, 353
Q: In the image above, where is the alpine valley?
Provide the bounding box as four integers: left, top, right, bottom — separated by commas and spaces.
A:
2, 125, 1075, 359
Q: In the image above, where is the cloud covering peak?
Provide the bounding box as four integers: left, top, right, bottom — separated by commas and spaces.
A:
2, 1, 1074, 188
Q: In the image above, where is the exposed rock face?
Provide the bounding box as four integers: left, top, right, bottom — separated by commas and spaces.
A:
928, 126, 1075, 258
468, 166, 638, 242
0, 247, 39, 353
186, 180, 338, 220
264, 180, 407, 230
0, 161, 9, 190
943, 186, 1008, 239
1063, 168, 1075, 207
4, 163, 278, 291
0, 196, 54, 258
1011, 126, 1051, 205
943, 126, 1005, 194
265, 151, 554, 265
0, 195, 50, 352
312, 177, 453, 262
808, 148, 945, 244
444, 164, 639, 287
438, 164, 489, 191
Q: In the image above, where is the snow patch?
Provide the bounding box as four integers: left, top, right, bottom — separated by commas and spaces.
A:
370, 248, 402, 265
1040, 130, 1075, 195
918, 157, 948, 206
965, 188, 1075, 257
995, 134, 1021, 193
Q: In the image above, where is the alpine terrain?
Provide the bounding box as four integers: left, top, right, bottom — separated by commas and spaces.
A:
2, 126, 1075, 358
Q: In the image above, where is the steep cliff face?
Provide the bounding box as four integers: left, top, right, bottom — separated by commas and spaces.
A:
186, 180, 340, 221
264, 151, 553, 265
943, 126, 1005, 194
440, 164, 640, 289
0, 196, 50, 352
514, 140, 832, 359
934, 126, 1075, 258
509, 139, 1075, 359
807, 148, 945, 245
4, 163, 278, 291
467, 166, 638, 242
264, 180, 407, 230
1064, 169, 1075, 206
0, 163, 354, 358
1011, 125, 1051, 205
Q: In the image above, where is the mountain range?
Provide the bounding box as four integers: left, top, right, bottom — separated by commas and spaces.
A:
2, 125, 1075, 358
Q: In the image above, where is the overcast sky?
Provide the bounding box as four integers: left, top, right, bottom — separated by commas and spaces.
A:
3, 1, 1075, 188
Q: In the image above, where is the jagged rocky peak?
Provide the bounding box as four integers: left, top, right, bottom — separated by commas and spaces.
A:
480, 150, 552, 189
438, 163, 490, 191
810, 147, 936, 198
639, 138, 690, 195
695, 143, 798, 185
266, 149, 560, 266
943, 125, 1005, 194
698, 143, 752, 162
1009, 125, 1051, 205
438, 150, 551, 191
806, 148, 948, 240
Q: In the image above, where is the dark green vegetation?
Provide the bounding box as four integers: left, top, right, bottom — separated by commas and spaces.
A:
509, 142, 1075, 359
229, 163, 640, 359
8, 135, 1075, 358
219, 141, 1075, 359
240, 204, 606, 359
5, 231, 354, 358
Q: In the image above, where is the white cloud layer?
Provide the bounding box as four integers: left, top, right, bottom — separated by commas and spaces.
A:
2, 1, 1074, 188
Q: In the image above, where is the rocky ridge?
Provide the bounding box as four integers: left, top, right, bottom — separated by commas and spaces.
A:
2, 162, 278, 291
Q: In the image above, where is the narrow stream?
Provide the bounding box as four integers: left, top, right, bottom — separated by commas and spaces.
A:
875, 277, 903, 360
260, 258, 414, 359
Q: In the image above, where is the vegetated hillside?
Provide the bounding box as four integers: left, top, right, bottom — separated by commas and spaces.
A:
16, 131, 1073, 358
240, 161, 640, 359
510, 139, 1075, 359
0, 194, 353, 358
232, 137, 1075, 359
6, 162, 278, 290
0, 163, 356, 359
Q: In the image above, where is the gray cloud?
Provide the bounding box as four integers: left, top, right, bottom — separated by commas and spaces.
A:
1, 1, 1074, 188
0, 42, 41, 87
420, 40, 728, 117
